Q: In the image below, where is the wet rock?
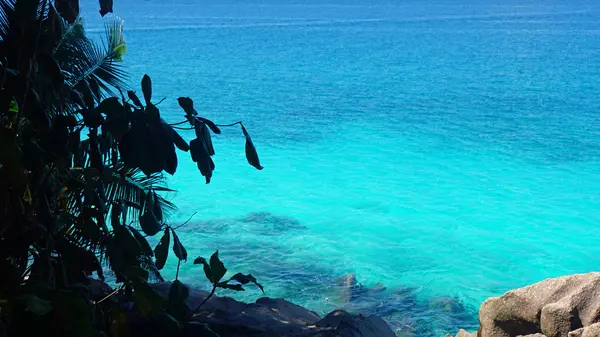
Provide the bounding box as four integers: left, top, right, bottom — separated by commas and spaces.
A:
478, 272, 600, 337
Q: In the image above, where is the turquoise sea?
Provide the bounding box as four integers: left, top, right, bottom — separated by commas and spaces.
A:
82, 0, 600, 335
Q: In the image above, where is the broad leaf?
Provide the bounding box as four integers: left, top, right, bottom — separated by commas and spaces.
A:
171, 229, 187, 262
127, 91, 143, 107
228, 273, 264, 293
189, 138, 214, 184
141, 74, 152, 105
154, 228, 170, 270
128, 226, 153, 257
176, 97, 195, 116
241, 124, 263, 170
193, 257, 213, 284
198, 117, 221, 134
55, 0, 79, 24
139, 210, 162, 236
216, 283, 244, 291
209, 251, 227, 284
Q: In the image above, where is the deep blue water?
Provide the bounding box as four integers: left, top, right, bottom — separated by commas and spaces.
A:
81, 1, 600, 335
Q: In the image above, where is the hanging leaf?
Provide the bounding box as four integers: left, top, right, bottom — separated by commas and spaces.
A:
152, 191, 163, 223
160, 120, 189, 152
55, 0, 79, 24
209, 251, 227, 284
198, 117, 221, 134
193, 257, 213, 284
176, 97, 196, 116
128, 226, 153, 256
241, 124, 263, 170
171, 229, 187, 262
189, 138, 214, 184
99, 0, 113, 16
139, 210, 161, 236
195, 121, 214, 156
141, 74, 152, 105
154, 228, 170, 270
127, 91, 143, 107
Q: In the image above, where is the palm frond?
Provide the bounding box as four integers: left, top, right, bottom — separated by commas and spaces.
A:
55, 16, 127, 100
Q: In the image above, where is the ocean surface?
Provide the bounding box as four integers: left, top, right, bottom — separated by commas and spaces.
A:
81, 0, 600, 335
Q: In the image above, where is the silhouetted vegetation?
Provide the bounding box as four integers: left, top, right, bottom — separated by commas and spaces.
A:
0, 0, 263, 336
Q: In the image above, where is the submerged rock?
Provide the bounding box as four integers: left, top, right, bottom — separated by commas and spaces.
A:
478, 272, 600, 337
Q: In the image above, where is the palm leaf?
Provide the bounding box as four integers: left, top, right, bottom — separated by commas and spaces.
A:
56, 16, 127, 100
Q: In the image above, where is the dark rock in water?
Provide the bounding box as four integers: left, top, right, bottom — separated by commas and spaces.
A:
151, 281, 396, 337
240, 211, 306, 234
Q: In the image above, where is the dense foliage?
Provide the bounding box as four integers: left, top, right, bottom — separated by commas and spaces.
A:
0, 0, 264, 336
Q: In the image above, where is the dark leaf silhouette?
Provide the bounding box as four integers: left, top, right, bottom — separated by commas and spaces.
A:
55, 0, 79, 23
189, 138, 214, 184
99, 0, 113, 16
161, 120, 189, 152
154, 228, 170, 270
139, 210, 161, 236
198, 117, 221, 134
228, 273, 264, 293
127, 91, 143, 107
241, 124, 263, 170
193, 257, 213, 284
171, 229, 187, 262
195, 121, 215, 156
129, 226, 153, 257
209, 251, 227, 283
176, 97, 195, 116
141, 74, 152, 105
152, 191, 163, 223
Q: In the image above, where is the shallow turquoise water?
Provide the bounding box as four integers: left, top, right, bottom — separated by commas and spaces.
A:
82, 0, 600, 335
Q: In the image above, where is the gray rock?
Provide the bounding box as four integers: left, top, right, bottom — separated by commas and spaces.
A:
517, 334, 547, 337
478, 272, 600, 337
456, 329, 477, 337
568, 323, 600, 337
445, 329, 477, 337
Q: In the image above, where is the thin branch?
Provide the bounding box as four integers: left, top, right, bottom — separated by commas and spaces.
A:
190, 285, 216, 318
171, 212, 197, 231
168, 120, 189, 126
154, 97, 167, 106
175, 259, 181, 281
93, 285, 125, 305
172, 126, 193, 130
215, 121, 242, 127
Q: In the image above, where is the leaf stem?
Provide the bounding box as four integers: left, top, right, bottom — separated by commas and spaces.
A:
215, 121, 242, 127
190, 285, 216, 318
171, 212, 197, 231
168, 120, 189, 126
175, 259, 181, 281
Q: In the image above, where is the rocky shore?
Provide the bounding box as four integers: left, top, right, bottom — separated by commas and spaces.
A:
446, 272, 600, 337
126, 272, 600, 337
